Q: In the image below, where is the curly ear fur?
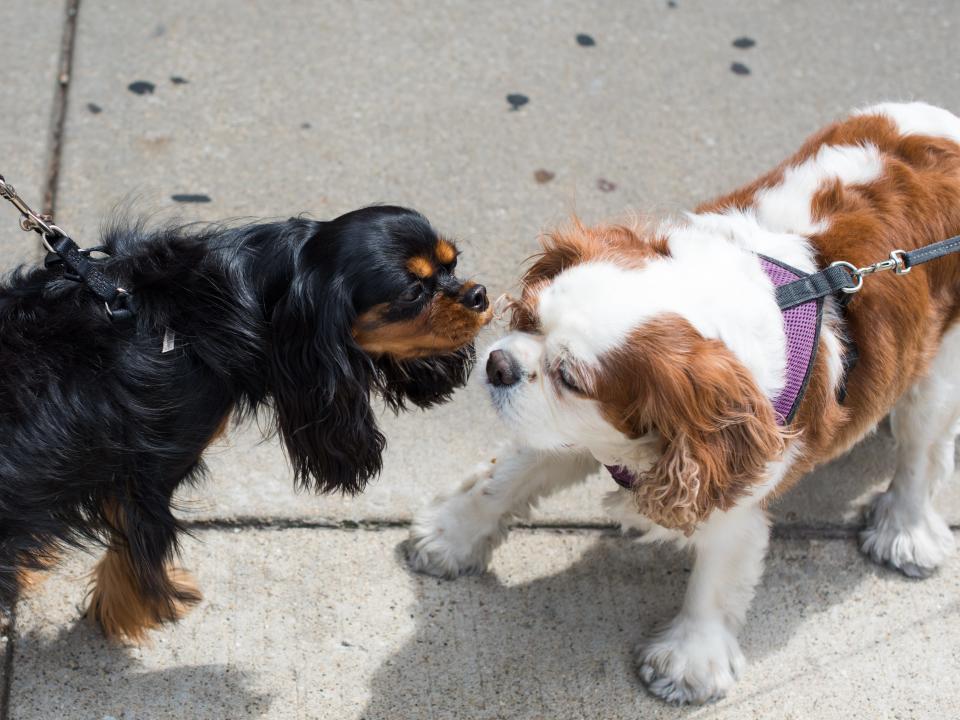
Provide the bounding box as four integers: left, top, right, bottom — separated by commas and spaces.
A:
598, 315, 783, 534
636, 319, 783, 534
270, 267, 383, 495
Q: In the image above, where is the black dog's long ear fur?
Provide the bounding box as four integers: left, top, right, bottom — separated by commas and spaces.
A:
270, 267, 383, 495
375, 346, 476, 411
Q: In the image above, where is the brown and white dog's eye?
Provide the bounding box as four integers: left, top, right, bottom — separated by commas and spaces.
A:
557, 362, 581, 393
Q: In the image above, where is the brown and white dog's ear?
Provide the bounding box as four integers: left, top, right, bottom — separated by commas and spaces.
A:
628, 318, 784, 534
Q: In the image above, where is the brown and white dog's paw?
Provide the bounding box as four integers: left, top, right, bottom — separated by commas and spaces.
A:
860, 491, 955, 578
406, 463, 507, 579
636, 618, 744, 705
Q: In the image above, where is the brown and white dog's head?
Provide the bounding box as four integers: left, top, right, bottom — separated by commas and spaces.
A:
483, 220, 786, 533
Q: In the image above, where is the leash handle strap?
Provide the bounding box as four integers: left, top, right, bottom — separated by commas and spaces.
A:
902, 233, 960, 269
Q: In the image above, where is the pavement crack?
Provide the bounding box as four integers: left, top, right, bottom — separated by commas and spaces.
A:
42, 0, 81, 219
0, 605, 16, 720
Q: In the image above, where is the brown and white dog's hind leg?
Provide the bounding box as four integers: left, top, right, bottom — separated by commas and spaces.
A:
636, 502, 770, 705
860, 324, 960, 578
408, 442, 598, 578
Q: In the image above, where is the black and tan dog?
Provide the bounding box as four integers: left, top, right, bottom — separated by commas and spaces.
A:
0, 205, 490, 641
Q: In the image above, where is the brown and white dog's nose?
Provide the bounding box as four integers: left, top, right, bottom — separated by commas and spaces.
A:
486, 349, 520, 387
461, 284, 489, 312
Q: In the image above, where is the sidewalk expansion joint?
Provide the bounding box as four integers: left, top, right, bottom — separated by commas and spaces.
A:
182, 517, 959, 538
0, 606, 16, 720
42, 0, 81, 219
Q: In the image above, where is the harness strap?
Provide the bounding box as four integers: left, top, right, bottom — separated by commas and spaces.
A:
48, 235, 122, 304
48, 234, 133, 321
775, 264, 857, 310
1, 171, 133, 321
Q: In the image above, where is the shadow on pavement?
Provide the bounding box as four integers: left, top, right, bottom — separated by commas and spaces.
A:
11, 621, 273, 719
360, 532, 874, 720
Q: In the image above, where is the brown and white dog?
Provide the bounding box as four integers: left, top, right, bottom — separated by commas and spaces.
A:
408, 102, 960, 703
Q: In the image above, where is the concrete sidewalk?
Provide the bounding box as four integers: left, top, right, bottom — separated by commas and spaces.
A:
2, 1, 959, 718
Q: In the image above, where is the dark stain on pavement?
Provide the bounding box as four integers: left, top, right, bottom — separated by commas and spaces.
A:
170, 76, 189, 85
733, 37, 756, 49
534, 170, 555, 184
731, 62, 751, 75
506, 94, 529, 111
171, 194, 212, 203
576, 34, 596, 47
301, 122, 312, 129
667, 0, 677, 7
128, 81, 156, 95
87, 103, 102, 114
597, 178, 617, 192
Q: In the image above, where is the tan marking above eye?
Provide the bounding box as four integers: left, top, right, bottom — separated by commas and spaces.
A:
435, 238, 457, 265
406, 256, 434, 279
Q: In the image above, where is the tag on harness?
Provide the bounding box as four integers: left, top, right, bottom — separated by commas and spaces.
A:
162, 328, 176, 354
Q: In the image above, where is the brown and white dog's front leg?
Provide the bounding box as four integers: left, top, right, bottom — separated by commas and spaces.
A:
634, 502, 770, 705
408, 442, 598, 578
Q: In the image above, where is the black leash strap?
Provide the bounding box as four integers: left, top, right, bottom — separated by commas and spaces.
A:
0, 172, 132, 321
902, 234, 960, 268
775, 234, 960, 311
47, 234, 133, 320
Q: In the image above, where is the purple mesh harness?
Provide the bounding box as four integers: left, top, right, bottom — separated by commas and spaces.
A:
606, 255, 822, 489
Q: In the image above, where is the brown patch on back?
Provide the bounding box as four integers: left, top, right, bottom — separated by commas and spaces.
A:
435, 238, 457, 265
86, 501, 201, 643
696, 113, 906, 215
406, 256, 434, 279
592, 315, 784, 534
696, 109, 960, 487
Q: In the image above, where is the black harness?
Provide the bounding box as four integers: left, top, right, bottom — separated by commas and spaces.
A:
0, 173, 132, 321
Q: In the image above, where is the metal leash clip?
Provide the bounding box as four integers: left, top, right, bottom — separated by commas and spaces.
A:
830, 249, 911, 294
2, 172, 133, 321
0, 173, 64, 252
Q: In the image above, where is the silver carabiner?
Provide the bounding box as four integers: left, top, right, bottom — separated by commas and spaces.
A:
829, 260, 863, 294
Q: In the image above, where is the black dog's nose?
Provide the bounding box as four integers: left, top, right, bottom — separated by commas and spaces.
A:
486, 349, 520, 387
461, 284, 489, 312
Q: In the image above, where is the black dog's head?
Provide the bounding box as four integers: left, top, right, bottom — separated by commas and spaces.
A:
269, 206, 491, 495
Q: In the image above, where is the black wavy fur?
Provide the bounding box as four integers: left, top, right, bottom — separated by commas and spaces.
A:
0, 205, 480, 613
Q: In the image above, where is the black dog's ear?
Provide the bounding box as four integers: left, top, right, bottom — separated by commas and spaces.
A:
375, 346, 476, 411
269, 268, 383, 494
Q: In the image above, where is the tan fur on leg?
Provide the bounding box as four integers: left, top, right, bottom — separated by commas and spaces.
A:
15, 547, 60, 596
86, 548, 201, 643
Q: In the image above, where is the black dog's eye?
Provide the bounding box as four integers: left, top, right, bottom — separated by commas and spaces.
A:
399, 283, 425, 303
557, 363, 581, 393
